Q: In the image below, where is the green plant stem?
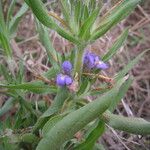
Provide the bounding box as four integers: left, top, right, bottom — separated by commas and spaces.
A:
102, 111, 150, 135
74, 45, 85, 81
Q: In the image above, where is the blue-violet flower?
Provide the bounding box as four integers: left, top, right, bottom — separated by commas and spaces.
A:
84, 52, 96, 69
84, 52, 109, 70
62, 61, 72, 74
94, 56, 109, 69
56, 73, 73, 86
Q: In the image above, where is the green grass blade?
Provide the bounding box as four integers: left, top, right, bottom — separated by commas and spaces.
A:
0, 1, 5, 29
102, 28, 129, 62
0, 32, 12, 58
9, 3, 28, 36
0, 63, 13, 83
0, 2, 12, 58
0, 98, 16, 117
60, 0, 71, 23
36, 20, 59, 69
6, 0, 17, 24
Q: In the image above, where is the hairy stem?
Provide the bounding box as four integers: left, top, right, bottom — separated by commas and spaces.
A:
74, 45, 85, 81
103, 112, 150, 135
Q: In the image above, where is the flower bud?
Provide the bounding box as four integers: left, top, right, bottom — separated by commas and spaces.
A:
62, 61, 72, 75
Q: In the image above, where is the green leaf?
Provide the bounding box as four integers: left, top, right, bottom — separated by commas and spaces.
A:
0, 1, 12, 58
109, 77, 133, 112
19, 133, 39, 144
42, 114, 65, 137
36, 20, 59, 69
6, 0, 17, 24
0, 31, 12, 57
74, 1, 81, 29
102, 28, 129, 62
103, 112, 150, 135
25, 0, 80, 45
32, 87, 69, 133
9, 3, 28, 36
75, 120, 105, 150
0, 64, 13, 82
0, 1, 5, 30
115, 49, 150, 81
60, 0, 71, 23
79, 8, 99, 39
94, 143, 105, 150
0, 81, 57, 94
0, 98, 16, 117
91, 0, 140, 40
43, 67, 59, 79
36, 79, 125, 150
41, 87, 69, 118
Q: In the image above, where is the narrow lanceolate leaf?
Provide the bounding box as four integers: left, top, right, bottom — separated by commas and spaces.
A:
25, 0, 80, 45
79, 8, 99, 40
91, 0, 140, 40
114, 49, 150, 81
75, 120, 105, 150
36, 20, 59, 69
42, 114, 65, 137
41, 87, 69, 118
60, 0, 71, 23
0, 81, 57, 94
9, 3, 28, 36
103, 112, 150, 135
0, 1, 5, 29
0, 98, 16, 117
108, 77, 132, 112
32, 87, 69, 133
36, 79, 125, 150
102, 28, 129, 62
0, 31, 12, 57
6, 0, 17, 23
0, 2, 12, 58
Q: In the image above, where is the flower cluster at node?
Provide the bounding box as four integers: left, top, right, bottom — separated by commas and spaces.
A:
84, 52, 109, 70
56, 61, 73, 86
56, 74, 72, 86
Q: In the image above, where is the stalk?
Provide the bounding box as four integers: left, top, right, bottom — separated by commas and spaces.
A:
74, 45, 85, 81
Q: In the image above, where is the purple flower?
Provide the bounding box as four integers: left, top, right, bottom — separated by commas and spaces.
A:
84, 52, 109, 70
84, 52, 96, 69
56, 73, 73, 86
95, 60, 109, 69
62, 61, 72, 74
